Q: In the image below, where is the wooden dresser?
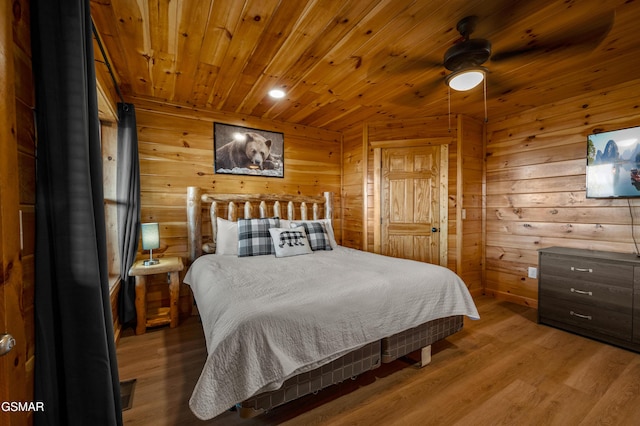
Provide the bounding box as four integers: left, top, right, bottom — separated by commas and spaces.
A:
538, 246, 640, 352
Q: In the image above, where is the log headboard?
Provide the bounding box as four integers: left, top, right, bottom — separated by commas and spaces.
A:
186, 186, 334, 263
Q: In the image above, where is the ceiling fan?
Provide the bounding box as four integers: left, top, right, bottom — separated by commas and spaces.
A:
386, 9, 615, 111
442, 12, 615, 92
443, 16, 491, 91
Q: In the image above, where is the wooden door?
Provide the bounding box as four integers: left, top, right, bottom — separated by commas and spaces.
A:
381, 146, 440, 263
0, 3, 32, 425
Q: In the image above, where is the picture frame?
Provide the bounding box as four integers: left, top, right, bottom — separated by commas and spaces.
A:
586, 125, 640, 198
213, 122, 284, 177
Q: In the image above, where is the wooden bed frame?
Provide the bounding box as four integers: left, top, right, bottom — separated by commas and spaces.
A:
186, 186, 333, 261
185, 186, 464, 418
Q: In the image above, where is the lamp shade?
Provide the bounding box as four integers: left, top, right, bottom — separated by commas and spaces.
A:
446, 68, 485, 91
141, 223, 160, 250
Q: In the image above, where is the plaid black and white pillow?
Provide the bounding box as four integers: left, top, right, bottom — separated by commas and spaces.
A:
290, 219, 337, 249
299, 222, 332, 251
237, 217, 280, 257
268, 226, 312, 258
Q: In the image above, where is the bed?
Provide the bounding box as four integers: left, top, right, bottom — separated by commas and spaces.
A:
184, 187, 479, 420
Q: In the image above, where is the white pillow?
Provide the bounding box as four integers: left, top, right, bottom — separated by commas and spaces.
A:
268, 226, 313, 258
290, 219, 338, 248
279, 218, 292, 229
215, 217, 238, 255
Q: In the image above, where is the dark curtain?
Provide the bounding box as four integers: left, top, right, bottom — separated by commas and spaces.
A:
117, 103, 141, 326
32, 0, 122, 425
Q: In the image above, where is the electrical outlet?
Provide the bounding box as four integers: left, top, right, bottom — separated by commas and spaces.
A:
528, 267, 538, 279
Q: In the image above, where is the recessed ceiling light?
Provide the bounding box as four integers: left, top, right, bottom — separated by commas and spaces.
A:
269, 89, 286, 99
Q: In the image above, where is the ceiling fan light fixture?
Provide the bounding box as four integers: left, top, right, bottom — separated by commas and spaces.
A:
446, 67, 486, 91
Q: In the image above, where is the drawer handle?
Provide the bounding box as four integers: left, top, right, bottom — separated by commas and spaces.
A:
570, 267, 593, 273
570, 288, 593, 296
570, 311, 592, 320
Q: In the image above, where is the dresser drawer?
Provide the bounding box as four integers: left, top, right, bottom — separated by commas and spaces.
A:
538, 275, 632, 311
539, 253, 633, 289
539, 298, 632, 341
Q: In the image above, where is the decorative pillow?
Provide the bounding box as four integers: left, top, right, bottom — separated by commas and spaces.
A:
290, 219, 338, 249
268, 226, 312, 258
279, 219, 292, 229
237, 217, 280, 257
215, 217, 238, 255
296, 221, 332, 251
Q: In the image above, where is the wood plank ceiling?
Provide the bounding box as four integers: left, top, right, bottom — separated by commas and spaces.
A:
90, 0, 640, 132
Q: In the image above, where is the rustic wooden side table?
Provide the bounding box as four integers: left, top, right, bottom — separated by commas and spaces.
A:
128, 256, 184, 335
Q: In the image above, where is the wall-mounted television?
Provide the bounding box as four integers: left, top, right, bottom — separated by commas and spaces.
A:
586, 126, 640, 198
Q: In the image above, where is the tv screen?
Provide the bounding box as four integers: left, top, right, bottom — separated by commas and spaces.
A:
586, 126, 640, 198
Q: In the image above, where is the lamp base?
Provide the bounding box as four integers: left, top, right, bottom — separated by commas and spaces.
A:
143, 258, 160, 266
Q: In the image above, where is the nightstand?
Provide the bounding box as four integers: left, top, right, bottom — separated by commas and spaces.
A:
128, 256, 184, 335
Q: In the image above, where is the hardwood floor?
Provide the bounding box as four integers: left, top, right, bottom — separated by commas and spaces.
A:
117, 296, 640, 425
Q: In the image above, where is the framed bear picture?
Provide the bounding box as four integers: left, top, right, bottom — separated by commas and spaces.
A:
214, 122, 284, 178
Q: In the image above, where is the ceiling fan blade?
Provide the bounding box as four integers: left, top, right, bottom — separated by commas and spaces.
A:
491, 10, 614, 63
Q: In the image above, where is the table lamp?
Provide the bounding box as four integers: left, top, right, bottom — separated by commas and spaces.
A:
141, 222, 160, 266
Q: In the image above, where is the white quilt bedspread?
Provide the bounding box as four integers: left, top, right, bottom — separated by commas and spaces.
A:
183, 246, 479, 420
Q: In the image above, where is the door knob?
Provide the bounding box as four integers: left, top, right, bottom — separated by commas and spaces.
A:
431, 227, 440, 232
0, 334, 15, 356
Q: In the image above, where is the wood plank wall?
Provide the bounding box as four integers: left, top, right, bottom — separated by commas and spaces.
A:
342, 127, 365, 249
485, 78, 640, 308
341, 115, 484, 296
13, 0, 35, 359
132, 98, 342, 316
456, 115, 484, 296
0, 0, 36, 421
16, 0, 35, 407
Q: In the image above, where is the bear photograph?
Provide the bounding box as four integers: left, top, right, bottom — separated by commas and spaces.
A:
214, 122, 284, 177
